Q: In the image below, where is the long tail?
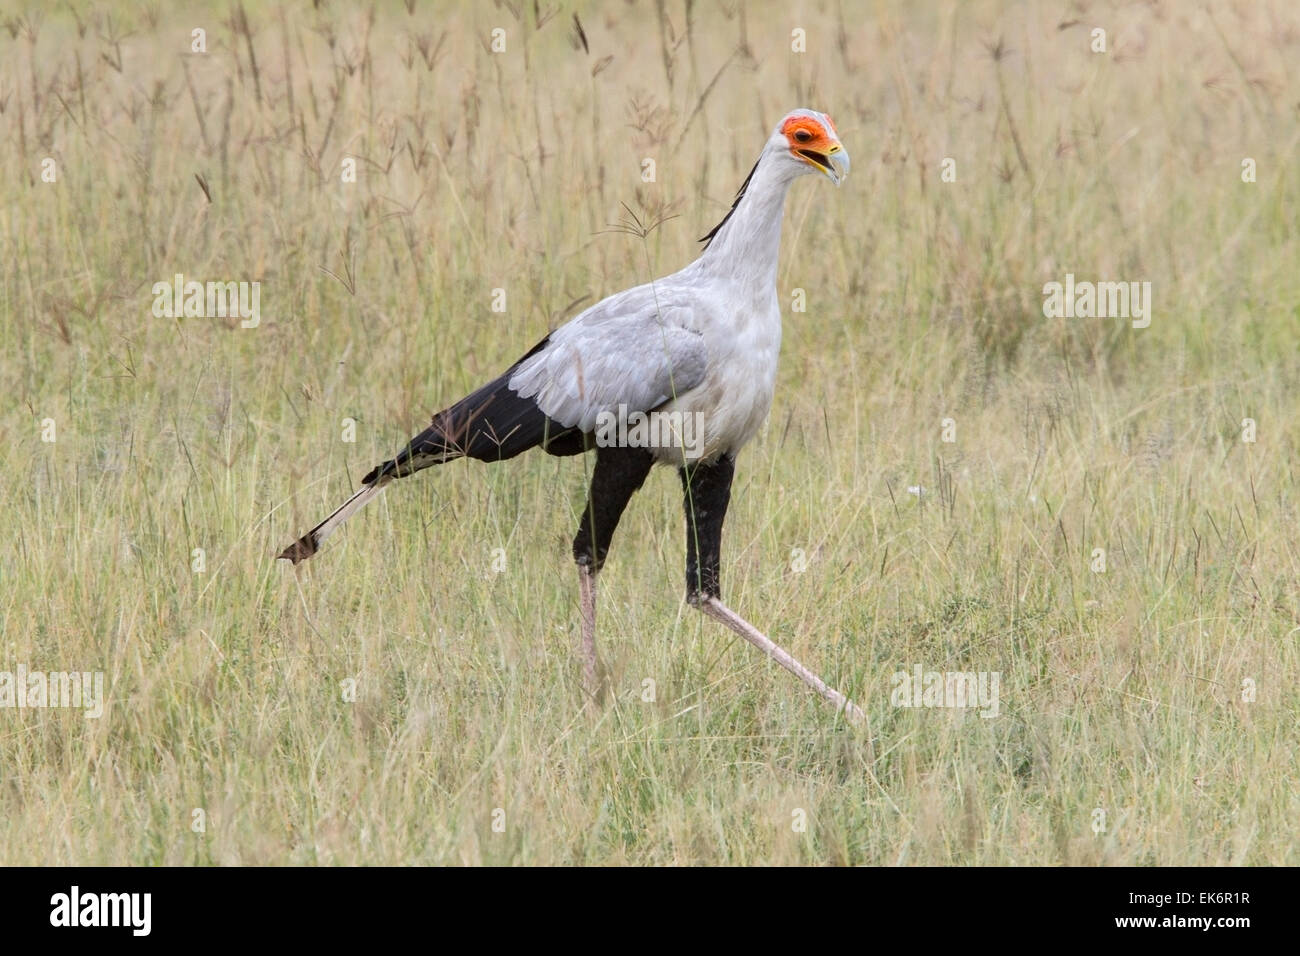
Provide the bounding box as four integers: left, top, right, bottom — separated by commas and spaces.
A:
277, 476, 394, 564
277, 334, 584, 564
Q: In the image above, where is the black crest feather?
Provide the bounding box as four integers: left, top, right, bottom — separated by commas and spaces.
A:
698, 157, 761, 249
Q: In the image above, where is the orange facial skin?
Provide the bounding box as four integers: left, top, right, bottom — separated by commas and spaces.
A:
780, 115, 841, 172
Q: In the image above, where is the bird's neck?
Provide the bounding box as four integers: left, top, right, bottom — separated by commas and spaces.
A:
695, 151, 795, 289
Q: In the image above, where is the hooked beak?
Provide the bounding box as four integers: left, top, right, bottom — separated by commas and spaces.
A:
797, 143, 850, 185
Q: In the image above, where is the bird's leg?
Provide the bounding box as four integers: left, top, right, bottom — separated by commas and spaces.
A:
697, 598, 865, 723
572, 447, 655, 702
681, 457, 865, 724
577, 561, 598, 699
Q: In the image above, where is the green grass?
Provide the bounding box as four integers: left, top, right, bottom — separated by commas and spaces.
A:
1, 0, 1297, 864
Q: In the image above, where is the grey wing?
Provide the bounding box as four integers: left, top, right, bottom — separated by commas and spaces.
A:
507, 301, 708, 433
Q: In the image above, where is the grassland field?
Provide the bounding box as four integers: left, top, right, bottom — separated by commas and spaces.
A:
1, 0, 1297, 864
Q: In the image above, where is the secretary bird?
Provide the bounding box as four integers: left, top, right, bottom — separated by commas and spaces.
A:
279, 108, 863, 722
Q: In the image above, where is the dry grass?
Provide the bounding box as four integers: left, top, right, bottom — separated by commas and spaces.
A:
1, 0, 1297, 864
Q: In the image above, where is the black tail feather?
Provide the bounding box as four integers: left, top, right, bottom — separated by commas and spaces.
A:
279, 336, 585, 564
364, 335, 586, 484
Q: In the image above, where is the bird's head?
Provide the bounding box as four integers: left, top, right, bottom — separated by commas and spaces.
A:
772, 109, 849, 185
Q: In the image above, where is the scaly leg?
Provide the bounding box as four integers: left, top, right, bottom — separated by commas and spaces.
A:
682, 456, 863, 724
578, 562, 599, 699
696, 595, 864, 723
572, 447, 655, 703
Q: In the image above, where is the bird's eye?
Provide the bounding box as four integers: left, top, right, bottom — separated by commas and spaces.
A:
794, 129, 813, 143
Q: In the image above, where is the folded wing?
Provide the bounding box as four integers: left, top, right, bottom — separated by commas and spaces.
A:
509, 289, 709, 432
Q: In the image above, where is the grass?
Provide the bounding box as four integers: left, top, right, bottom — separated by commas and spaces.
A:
1, 0, 1297, 864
